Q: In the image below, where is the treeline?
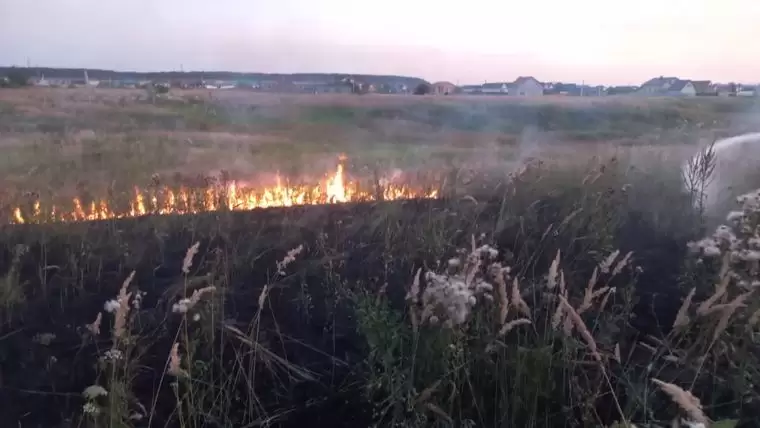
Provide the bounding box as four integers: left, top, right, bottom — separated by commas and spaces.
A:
0, 66, 428, 86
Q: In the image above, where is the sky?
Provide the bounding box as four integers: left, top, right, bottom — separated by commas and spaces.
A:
1, 0, 759, 85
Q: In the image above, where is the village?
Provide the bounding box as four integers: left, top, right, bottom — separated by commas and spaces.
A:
2, 67, 758, 97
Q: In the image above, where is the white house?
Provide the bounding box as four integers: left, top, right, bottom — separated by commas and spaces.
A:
481, 82, 509, 94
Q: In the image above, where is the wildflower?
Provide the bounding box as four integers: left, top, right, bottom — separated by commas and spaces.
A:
475, 245, 499, 259
497, 318, 531, 337
650, 379, 707, 424
132, 290, 146, 309
100, 349, 124, 362
277, 244, 304, 275
546, 250, 560, 289
172, 286, 216, 314
104, 299, 120, 313
599, 250, 620, 274
172, 298, 192, 314
167, 342, 187, 377
558, 295, 601, 362
86, 312, 102, 336
182, 241, 200, 274
82, 402, 100, 415
82, 385, 108, 399
672, 288, 696, 331
726, 210, 744, 222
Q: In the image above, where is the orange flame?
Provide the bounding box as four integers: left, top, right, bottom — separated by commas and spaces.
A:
9, 161, 439, 225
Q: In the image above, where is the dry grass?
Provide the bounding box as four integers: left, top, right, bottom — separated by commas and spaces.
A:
2, 86, 760, 427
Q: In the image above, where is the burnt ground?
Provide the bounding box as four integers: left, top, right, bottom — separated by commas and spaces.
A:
0, 193, 708, 427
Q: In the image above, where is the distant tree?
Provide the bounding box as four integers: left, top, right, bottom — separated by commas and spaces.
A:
2, 69, 30, 87
413, 83, 431, 95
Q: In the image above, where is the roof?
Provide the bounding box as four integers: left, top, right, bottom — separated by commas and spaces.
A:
513, 76, 542, 86
482, 82, 508, 89
432, 81, 456, 87
640, 76, 679, 88
691, 80, 712, 93
668, 79, 691, 91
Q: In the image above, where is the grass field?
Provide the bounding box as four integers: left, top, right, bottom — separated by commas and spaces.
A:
1, 87, 760, 427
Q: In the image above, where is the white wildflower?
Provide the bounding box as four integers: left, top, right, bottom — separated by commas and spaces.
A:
713, 225, 736, 244
103, 299, 120, 313
100, 349, 123, 362
172, 298, 191, 314
132, 290, 146, 309
82, 402, 100, 415
277, 244, 304, 275
703, 245, 722, 257
82, 385, 108, 399
476, 245, 499, 259
726, 210, 744, 222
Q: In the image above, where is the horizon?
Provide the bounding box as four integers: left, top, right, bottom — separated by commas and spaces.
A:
2, 0, 759, 86
3, 65, 757, 87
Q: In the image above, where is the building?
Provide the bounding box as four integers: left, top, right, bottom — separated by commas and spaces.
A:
666, 80, 697, 96
637, 76, 681, 95
714, 83, 738, 97
692, 80, 715, 96
459, 84, 483, 94
737, 84, 758, 97
607, 85, 639, 95
481, 82, 509, 94
431, 81, 458, 95
509, 76, 544, 96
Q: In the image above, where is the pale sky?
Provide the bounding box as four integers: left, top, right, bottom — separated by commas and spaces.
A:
1, 0, 759, 85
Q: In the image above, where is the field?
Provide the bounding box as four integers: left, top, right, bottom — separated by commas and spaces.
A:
1, 87, 760, 428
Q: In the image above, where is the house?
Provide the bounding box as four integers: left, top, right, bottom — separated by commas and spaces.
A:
714, 83, 738, 97
481, 82, 509, 94
257, 80, 280, 91
460, 84, 483, 94
509, 76, 544, 96
692, 80, 715, 96
431, 81, 458, 95
459, 85, 483, 94
666, 79, 697, 96
637, 76, 681, 95
737, 85, 758, 97
607, 85, 639, 95
384, 83, 410, 94
545, 82, 578, 95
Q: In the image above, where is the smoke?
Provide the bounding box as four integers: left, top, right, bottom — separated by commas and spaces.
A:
684, 132, 760, 218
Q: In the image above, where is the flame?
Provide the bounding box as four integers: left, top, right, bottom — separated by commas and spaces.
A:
9, 160, 439, 225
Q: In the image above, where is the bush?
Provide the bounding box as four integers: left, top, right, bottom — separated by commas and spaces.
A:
414, 83, 431, 95
0, 70, 29, 88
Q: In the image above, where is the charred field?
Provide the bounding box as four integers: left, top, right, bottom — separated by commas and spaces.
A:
1, 88, 760, 428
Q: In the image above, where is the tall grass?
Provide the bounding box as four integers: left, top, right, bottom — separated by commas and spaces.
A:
1, 137, 758, 427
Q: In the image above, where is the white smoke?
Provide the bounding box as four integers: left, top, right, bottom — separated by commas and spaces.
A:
683, 132, 760, 216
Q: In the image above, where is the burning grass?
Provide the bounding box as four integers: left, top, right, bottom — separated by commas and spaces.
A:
8, 157, 440, 225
